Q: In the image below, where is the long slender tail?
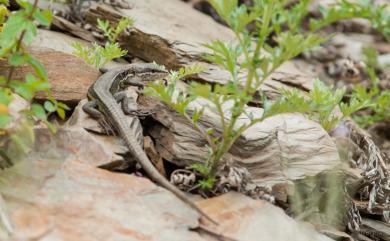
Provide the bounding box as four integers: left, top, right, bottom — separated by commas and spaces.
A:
120, 130, 218, 225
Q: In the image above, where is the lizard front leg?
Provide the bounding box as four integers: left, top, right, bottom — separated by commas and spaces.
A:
122, 76, 145, 89
82, 100, 115, 135
113, 91, 151, 117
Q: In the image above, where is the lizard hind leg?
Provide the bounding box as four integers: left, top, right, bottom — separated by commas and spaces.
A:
82, 100, 116, 136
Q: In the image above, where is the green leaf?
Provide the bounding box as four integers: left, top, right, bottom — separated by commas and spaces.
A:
0, 11, 28, 49
10, 133, 31, 154
0, 5, 8, 24
207, 0, 238, 26
112, 17, 134, 42
10, 80, 33, 100
56, 107, 65, 119
21, 21, 37, 46
31, 103, 46, 120
57, 101, 70, 110
97, 17, 134, 43
206, 128, 214, 135
191, 108, 204, 123
189, 163, 210, 177
45, 120, 57, 133
9, 53, 29, 66
0, 88, 13, 105
27, 56, 48, 80
72, 41, 127, 69
0, 114, 12, 129
33, 9, 52, 27
0, 0, 9, 6
189, 83, 212, 99
198, 176, 216, 190
44, 100, 56, 112
15, 0, 31, 9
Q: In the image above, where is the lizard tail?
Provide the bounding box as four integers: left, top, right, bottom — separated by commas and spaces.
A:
121, 132, 218, 225
146, 161, 219, 225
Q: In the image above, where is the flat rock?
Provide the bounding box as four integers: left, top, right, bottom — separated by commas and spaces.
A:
66, 88, 145, 168
0, 128, 204, 241
359, 218, 390, 241
0, 128, 332, 241
198, 192, 333, 241
329, 33, 376, 61
0, 30, 100, 103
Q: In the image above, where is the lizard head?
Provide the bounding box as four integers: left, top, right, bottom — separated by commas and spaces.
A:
130, 63, 169, 81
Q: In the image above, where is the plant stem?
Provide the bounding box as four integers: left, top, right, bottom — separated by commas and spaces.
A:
183, 111, 217, 150
6, 0, 40, 84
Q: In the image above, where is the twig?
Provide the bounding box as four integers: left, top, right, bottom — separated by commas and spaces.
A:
6, 0, 40, 84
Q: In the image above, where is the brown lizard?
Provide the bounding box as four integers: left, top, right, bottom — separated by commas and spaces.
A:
83, 63, 217, 224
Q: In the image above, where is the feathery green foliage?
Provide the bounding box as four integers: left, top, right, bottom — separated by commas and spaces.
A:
310, 0, 390, 41
267, 80, 372, 131
72, 17, 132, 69
347, 48, 390, 127
352, 86, 390, 127
0, 0, 68, 163
71, 42, 127, 69
147, 0, 329, 188
147, 0, 389, 191
97, 17, 134, 43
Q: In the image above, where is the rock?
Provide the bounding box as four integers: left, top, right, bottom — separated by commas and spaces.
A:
378, 53, 390, 66
66, 88, 144, 169
1, 128, 205, 241
6, 95, 30, 129
51, 16, 95, 42
358, 218, 390, 241
140, 96, 341, 187
83, 1, 315, 99
0, 30, 100, 103
198, 192, 333, 241
327, 33, 376, 61
1, 95, 33, 168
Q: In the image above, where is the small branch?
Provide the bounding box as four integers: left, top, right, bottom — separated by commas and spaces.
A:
214, 96, 226, 137
6, 0, 40, 84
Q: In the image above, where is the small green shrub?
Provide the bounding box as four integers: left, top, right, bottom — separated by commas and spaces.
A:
266, 79, 371, 131
71, 41, 127, 69
147, 0, 331, 188
72, 17, 133, 69
147, 0, 388, 189
0, 0, 68, 162
310, 0, 390, 41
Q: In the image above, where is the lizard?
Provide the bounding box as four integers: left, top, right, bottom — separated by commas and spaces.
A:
82, 63, 217, 225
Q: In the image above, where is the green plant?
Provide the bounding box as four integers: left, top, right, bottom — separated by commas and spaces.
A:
0, 0, 68, 162
71, 42, 127, 69
352, 85, 390, 127
147, 0, 387, 190
310, 0, 390, 41
72, 17, 132, 69
146, 0, 330, 188
266, 79, 371, 131
97, 18, 133, 43
347, 47, 390, 127
362, 47, 381, 71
